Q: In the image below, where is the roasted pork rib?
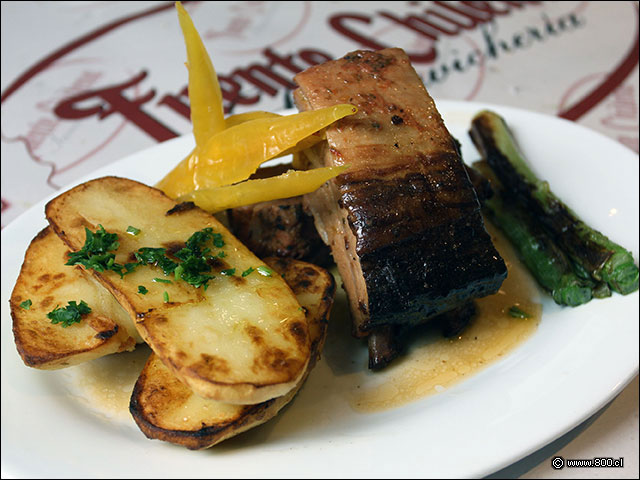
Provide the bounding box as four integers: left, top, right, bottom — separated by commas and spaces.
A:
294, 48, 507, 344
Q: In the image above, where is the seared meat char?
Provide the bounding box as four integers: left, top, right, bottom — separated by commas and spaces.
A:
294, 48, 507, 344
227, 163, 331, 266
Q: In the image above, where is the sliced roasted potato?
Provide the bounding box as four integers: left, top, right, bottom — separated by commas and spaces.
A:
129, 257, 335, 449
10, 227, 142, 369
45, 176, 310, 404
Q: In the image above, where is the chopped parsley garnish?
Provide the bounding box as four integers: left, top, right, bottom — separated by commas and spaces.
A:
212, 232, 225, 248
134, 228, 219, 289
47, 300, 91, 328
135, 247, 178, 275
66, 226, 226, 290
241, 267, 255, 277
508, 305, 531, 319
174, 254, 213, 288
171, 228, 218, 288
182, 228, 216, 255
163, 291, 170, 303
256, 266, 273, 277
221, 268, 236, 276
138, 285, 149, 295
20, 299, 32, 310
66, 225, 137, 278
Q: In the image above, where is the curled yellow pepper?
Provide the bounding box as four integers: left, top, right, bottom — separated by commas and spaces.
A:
159, 104, 356, 199
156, 3, 225, 197
225, 111, 280, 128
225, 111, 326, 155
157, 3, 355, 212
178, 165, 349, 213
175, 1, 225, 145
194, 104, 354, 189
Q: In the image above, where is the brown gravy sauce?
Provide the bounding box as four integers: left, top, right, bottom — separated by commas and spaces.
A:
348, 223, 542, 413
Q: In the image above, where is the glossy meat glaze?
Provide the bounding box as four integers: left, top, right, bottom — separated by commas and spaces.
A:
294, 48, 507, 338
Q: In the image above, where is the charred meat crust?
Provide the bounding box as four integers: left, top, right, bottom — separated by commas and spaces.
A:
361, 208, 506, 330
436, 301, 476, 338
294, 48, 507, 343
359, 214, 504, 331
228, 196, 331, 266
336, 151, 480, 256
228, 164, 331, 265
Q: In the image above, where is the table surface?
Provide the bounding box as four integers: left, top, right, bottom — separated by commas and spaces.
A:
1, 2, 638, 478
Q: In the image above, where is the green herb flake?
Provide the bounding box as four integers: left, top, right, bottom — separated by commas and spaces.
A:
138, 285, 149, 295
212, 233, 225, 248
163, 291, 170, 303
66, 225, 135, 278
130, 227, 223, 291
153, 277, 173, 284
508, 305, 531, 319
20, 299, 32, 310
221, 268, 236, 276
171, 228, 218, 288
47, 300, 92, 328
126, 225, 141, 236
256, 266, 273, 277
217, 251, 226, 258
241, 267, 255, 277
135, 247, 177, 275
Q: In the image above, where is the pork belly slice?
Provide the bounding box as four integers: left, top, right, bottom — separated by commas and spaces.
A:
294, 48, 506, 338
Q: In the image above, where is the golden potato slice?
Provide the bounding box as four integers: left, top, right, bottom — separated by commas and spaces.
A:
10, 227, 142, 369
129, 257, 335, 449
45, 176, 310, 404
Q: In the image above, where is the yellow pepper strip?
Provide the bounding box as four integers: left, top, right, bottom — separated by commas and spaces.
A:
157, 106, 350, 199
156, 148, 197, 195
178, 165, 349, 213
176, 1, 225, 146
191, 104, 356, 191
226, 111, 326, 157
225, 111, 280, 128
277, 130, 326, 157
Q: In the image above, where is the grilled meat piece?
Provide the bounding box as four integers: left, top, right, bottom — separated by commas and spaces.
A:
294, 48, 506, 345
436, 301, 476, 338
227, 164, 331, 266
367, 301, 476, 370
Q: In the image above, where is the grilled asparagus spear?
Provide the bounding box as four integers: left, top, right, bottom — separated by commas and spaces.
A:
473, 162, 593, 307
469, 110, 639, 295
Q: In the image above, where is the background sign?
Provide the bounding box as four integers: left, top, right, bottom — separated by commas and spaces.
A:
2, 1, 637, 227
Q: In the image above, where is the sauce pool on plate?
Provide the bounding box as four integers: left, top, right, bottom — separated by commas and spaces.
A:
58, 223, 541, 420
347, 222, 542, 412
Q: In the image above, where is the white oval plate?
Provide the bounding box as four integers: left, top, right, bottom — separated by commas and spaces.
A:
1, 101, 638, 479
